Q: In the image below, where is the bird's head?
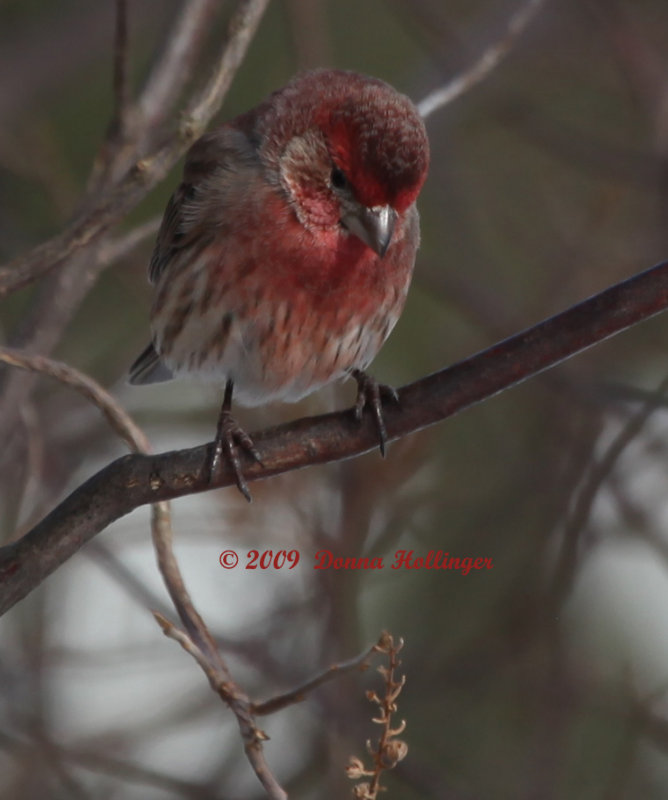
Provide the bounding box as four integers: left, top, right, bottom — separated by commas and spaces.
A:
261, 70, 429, 257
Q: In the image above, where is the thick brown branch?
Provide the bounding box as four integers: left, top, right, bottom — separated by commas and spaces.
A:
2, 259, 668, 615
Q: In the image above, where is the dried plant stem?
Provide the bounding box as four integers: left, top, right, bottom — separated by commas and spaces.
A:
368, 637, 407, 797
347, 633, 408, 799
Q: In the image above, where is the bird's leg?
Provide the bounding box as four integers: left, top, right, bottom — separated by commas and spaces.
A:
209, 379, 262, 501
351, 369, 400, 457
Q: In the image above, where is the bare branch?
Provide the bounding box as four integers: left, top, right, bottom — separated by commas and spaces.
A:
549, 371, 668, 611
184, 0, 272, 132
3, 258, 668, 615
154, 604, 287, 800
417, 0, 547, 119
0, 167, 161, 298
0, 0, 270, 299
253, 641, 377, 715
136, 0, 220, 131
150, 440, 284, 797
0, 347, 150, 454
153, 612, 216, 674
0, 215, 159, 456
97, 216, 161, 267
0, 345, 285, 796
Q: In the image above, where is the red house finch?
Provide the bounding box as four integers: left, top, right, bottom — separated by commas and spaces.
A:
130, 69, 429, 499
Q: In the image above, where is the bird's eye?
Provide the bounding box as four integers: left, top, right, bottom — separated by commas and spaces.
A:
330, 167, 348, 190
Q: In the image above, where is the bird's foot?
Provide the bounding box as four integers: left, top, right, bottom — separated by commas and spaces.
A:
209, 408, 262, 502
351, 369, 400, 457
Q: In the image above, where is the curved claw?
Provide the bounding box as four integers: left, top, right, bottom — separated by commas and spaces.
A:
351, 369, 400, 456
209, 380, 262, 501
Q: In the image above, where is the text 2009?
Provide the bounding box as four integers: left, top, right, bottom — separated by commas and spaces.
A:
247, 550, 300, 569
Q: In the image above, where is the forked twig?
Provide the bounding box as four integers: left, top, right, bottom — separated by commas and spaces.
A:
154, 612, 286, 800
0, 0, 270, 298
0, 344, 288, 797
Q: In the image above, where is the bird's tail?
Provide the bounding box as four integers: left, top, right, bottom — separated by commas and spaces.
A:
128, 342, 174, 385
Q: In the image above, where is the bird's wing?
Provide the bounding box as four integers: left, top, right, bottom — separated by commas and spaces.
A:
148, 124, 261, 285
128, 341, 174, 385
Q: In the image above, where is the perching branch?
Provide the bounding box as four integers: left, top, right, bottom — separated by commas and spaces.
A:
2, 259, 668, 615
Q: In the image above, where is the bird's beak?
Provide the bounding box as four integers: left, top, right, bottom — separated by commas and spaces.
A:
342, 204, 397, 257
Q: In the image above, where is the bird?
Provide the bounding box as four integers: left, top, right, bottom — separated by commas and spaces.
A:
129, 69, 430, 500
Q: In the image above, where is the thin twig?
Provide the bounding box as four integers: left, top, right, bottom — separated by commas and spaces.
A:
111, 0, 130, 137
184, 0, 271, 132
549, 371, 668, 611
97, 216, 161, 267
153, 612, 215, 674
154, 609, 287, 800
0, 348, 285, 798
0, 730, 216, 798
0, 0, 270, 299
0, 216, 157, 455
254, 641, 377, 716
10, 402, 44, 535
0, 0, 267, 450
0, 216, 157, 391
136, 0, 220, 132
86, 542, 176, 618
417, 0, 547, 119
0, 347, 150, 453
368, 636, 407, 797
